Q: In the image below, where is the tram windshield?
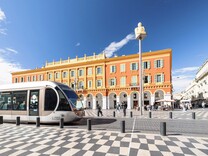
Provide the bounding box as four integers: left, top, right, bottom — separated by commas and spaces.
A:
58, 85, 83, 110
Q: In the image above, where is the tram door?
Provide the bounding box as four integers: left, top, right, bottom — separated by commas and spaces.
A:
29, 90, 39, 116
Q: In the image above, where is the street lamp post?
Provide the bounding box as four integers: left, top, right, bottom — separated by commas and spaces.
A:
135, 22, 147, 116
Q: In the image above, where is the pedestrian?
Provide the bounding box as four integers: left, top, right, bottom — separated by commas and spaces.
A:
97, 104, 103, 117
123, 102, 127, 117
116, 103, 120, 113
202, 101, 206, 109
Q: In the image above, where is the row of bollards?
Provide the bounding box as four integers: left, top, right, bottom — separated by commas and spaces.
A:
87, 119, 167, 135
0, 116, 64, 128
113, 111, 134, 118
112, 111, 197, 119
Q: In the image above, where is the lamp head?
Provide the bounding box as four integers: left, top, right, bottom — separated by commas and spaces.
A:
135, 22, 147, 40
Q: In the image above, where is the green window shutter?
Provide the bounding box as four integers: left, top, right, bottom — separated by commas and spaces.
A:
115, 78, 117, 86
136, 63, 138, 70
161, 74, 164, 82
155, 75, 157, 83
161, 59, 164, 68
130, 63, 132, 70
148, 75, 151, 83
154, 60, 157, 68
148, 61, 150, 69
142, 62, 144, 69
115, 66, 116, 72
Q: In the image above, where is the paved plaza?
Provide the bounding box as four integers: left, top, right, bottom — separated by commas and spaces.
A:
0, 124, 208, 156
0, 109, 208, 156
84, 108, 208, 120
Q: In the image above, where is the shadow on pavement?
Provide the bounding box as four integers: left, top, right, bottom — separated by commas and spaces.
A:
68, 117, 117, 126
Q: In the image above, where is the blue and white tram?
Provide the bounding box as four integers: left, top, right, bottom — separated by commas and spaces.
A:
0, 81, 85, 123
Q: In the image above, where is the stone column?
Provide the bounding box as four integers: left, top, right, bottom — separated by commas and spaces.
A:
103, 96, 107, 109
127, 95, 131, 109
93, 96, 96, 109
83, 96, 87, 108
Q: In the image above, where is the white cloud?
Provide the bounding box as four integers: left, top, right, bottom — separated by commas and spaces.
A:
0, 28, 7, 35
0, 8, 6, 35
0, 48, 18, 55
0, 8, 6, 21
172, 66, 199, 93
172, 66, 199, 74
0, 48, 26, 85
75, 43, 80, 47
5, 48, 18, 54
103, 33, 135, 57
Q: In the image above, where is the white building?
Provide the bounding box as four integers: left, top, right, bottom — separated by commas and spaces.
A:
182, 60, 208, 106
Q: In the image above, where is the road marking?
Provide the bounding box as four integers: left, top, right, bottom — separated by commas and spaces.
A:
128, 116, 136, 156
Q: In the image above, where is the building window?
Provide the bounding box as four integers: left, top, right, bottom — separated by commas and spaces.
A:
48, 73, 52, 80
71, 70, 75, 77
87, 68, 92, 76
144, 75, 151, 84
120, 77, 126, 87
79, 69, 84, 76
15, 78, 18, 83
96, 67, 102, 75
88, 80, 92, 88
63, 71, 68, 78
39, 75, 43, 81
130, 63, 138, 70
110, 65, 116, 73
32, 76, 36, 81
120, 64, 126, 72
109, 78, 116, 86
27, 76, 30, 82
78, 81, 84, 89
143, 61, 150, 69
71, 83, 75, 90
131, 76, 137, 86
55, 72, 60, 79
97, 80, 102, 87
154, 59, 164, 68
155, 74, 164, 83
20, 77, 24, 82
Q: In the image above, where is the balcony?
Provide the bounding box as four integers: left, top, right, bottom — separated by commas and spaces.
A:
129, 83, 140, 89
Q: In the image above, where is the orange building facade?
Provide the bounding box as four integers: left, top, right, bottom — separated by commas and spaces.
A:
12, 49, 172, 110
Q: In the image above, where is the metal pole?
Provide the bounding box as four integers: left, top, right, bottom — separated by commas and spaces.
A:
113, 111, 115, 117
120, 120, 125, 133
139, 39, 143, 115
192, 112, 195, 119
36, 117, 40, 127
169, 112, 172, 119
87, 119, 91, 131
130, 111, 133, 118
0, 116, 3, 124
16, 116, 20, 126
149, 111, 152, 118
60, 118, 64, 128
160, 122, 166, 136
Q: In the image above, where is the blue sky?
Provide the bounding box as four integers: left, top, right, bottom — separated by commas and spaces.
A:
0, 0, 208, 93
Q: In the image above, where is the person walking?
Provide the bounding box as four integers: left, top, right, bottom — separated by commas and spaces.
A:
123, 102, 127, 117
116, 102, 120, 113
202, 101, 206, 110
97, 104, 103, 117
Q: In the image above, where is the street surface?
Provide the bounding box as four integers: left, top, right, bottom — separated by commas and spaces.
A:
0, 108, 208, 156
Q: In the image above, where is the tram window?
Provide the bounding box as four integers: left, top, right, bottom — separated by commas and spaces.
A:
56, 88, 72, 111
45, 88, 57, 111
0, 92, 12, 110
13, 91, 27, 110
